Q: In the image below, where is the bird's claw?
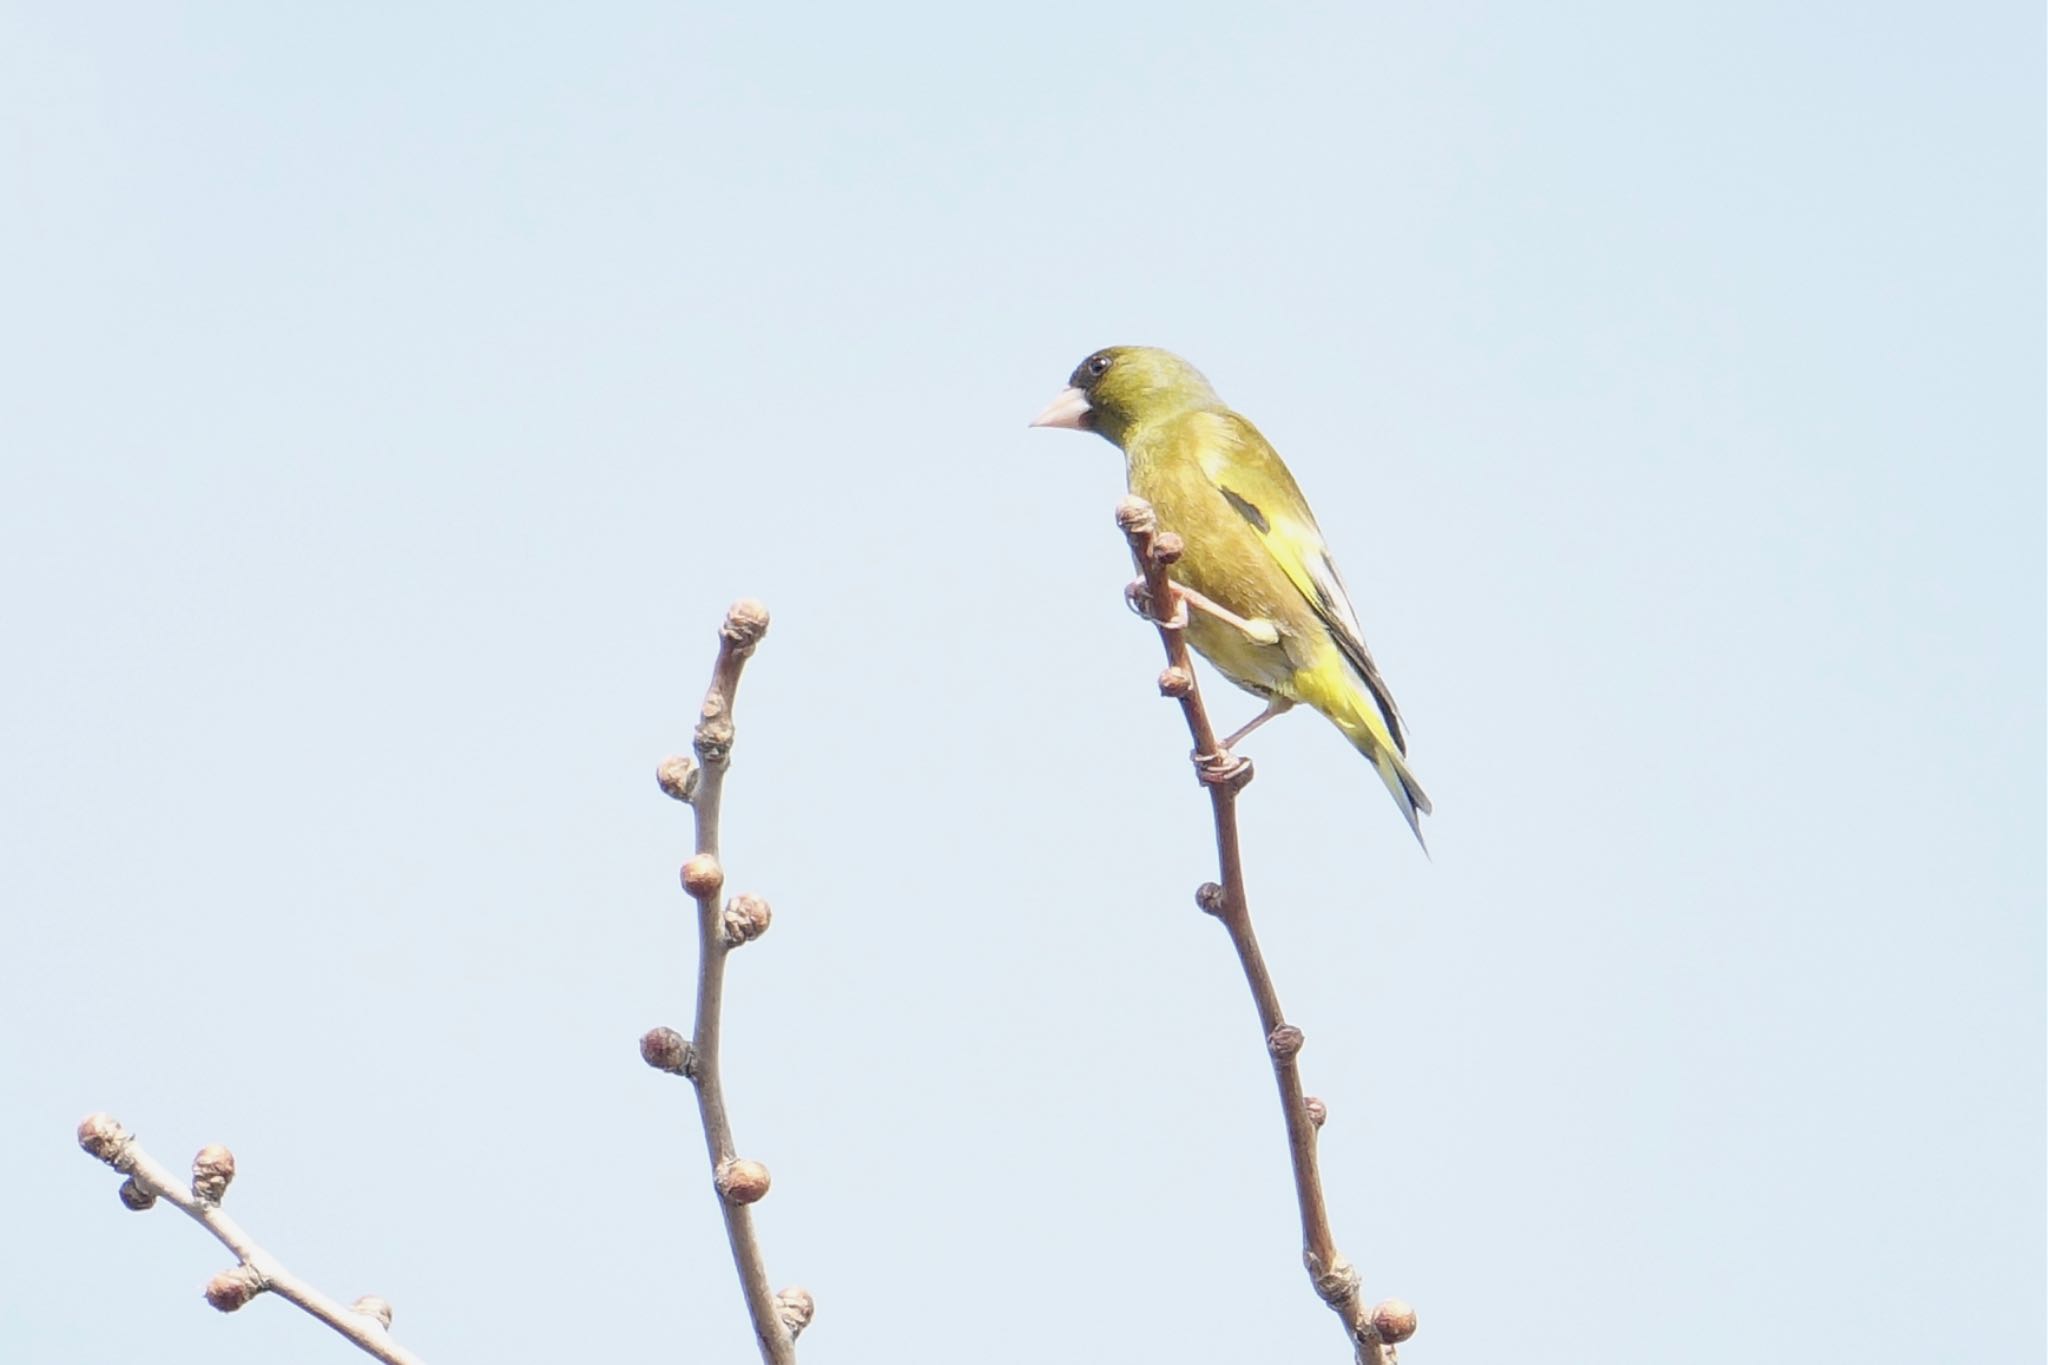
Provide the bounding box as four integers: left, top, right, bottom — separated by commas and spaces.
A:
1125, 578, 1189, 630
1193, 748, 1254, 790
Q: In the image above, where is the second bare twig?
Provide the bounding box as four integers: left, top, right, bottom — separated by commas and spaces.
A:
1113, 497, 1416, 1364
75, 1114, 424, 1365
643, 600, 813, 1364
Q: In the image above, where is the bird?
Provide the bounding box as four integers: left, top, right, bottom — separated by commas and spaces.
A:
1030, 345, 1431, 849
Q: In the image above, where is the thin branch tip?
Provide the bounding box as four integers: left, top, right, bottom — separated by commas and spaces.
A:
78, 1112, 130, 1166
1114, 496, 1157, 534
662, 602, 800, 1363
721, 599, 771, 649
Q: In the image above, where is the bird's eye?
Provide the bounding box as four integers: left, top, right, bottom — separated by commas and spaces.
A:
1087, 354, 1112, 378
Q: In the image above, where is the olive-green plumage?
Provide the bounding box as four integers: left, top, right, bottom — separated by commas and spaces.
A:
1032, 346, 1432, 849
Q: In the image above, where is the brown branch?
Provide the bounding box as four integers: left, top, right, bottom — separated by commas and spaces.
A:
644, 599, 812, 1364
75, 1114, 425, 1365
1113, 497, 1416, 1364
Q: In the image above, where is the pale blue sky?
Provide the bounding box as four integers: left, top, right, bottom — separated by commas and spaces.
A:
2, 4, 2041, 1363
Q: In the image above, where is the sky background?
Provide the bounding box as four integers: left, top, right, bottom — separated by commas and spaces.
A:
2, 4, 2041, 1363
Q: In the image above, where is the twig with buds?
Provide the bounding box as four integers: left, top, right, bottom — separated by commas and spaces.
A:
644, 599, 813, 1364
74, 1114, 424, 1365
1114, 497, 1416, 1365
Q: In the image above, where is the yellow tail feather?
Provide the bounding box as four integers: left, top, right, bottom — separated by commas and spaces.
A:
1293, 659, 1432, 852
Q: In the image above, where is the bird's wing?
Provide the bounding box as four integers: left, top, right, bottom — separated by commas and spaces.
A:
1194, 412, 1411, 755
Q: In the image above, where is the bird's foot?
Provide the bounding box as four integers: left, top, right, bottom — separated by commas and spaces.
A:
1125, 579, 1279, 645
1125, 577, 1189, 630
1193, 748, 1254, 791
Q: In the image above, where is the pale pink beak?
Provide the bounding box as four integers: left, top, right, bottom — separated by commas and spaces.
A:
1029, 385, 1092, 430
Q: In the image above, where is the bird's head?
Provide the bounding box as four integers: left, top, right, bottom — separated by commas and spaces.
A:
1029, 346, 1223, 447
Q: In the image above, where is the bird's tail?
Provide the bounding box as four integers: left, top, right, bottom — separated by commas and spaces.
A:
1369, 739, 1432, 854
1298, 665, 1433, 853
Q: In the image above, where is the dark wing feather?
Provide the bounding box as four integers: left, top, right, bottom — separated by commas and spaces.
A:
1215, 473, 1411, 757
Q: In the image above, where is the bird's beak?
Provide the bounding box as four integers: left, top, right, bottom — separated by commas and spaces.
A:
1029, 386, 1093, 430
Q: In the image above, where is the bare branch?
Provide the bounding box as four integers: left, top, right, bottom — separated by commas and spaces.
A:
1113, 497, 1415, 1364
644, 599, 811, 1364
75, 1114, 426, 1365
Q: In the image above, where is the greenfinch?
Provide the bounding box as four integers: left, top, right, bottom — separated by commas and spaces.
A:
1031, 346, 1431, 849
